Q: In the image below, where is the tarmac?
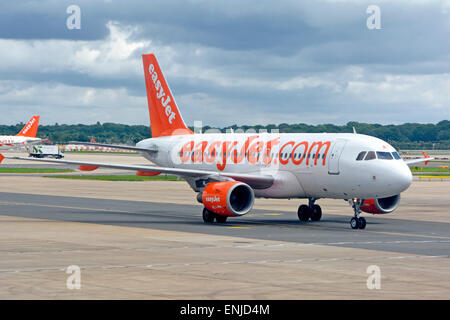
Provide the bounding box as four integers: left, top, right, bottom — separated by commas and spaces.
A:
0, 152, 449, 299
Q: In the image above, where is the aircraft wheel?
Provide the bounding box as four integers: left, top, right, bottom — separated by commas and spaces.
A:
359, 217, 367, 229
202, 208, 215, 223
350, 217, 359, 229
297, 204, 311, 221
311, 204, 322, 221
215, 215, 228, 223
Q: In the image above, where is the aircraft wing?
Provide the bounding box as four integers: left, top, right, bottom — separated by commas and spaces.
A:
24, 139, 43, 146
69, 141, 155, 153
404, 157, 435, 166
0, 154, 274, 189
404, 152, 434, 166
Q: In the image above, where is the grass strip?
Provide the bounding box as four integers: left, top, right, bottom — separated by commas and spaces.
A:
410, 167, 450, 173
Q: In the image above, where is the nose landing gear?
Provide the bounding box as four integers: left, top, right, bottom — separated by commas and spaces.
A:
297, 198, 322, 222
349, 198, 366, 229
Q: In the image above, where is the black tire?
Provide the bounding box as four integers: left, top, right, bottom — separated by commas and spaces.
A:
202, 208, 215, 223
350, 217, 359, 229
311, 204, 322, 221
297, 204, 311, 221
215, 215, 228, 223
359, 217, 367, 229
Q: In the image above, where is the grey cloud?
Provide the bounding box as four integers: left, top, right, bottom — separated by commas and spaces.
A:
0, 0, 449, 126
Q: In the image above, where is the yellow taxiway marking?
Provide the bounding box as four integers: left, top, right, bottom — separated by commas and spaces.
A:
227, 226, 252, 229
263, 213, 283, 216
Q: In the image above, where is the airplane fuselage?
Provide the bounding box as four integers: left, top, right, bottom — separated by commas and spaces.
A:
0, 135, 41, 148
137, 132, 413, 200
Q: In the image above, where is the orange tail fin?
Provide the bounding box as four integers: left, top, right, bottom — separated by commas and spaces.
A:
16, 116, 40, 138
142, 54, 193, 138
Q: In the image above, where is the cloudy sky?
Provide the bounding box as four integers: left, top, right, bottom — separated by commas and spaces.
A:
0, 0, 449, 127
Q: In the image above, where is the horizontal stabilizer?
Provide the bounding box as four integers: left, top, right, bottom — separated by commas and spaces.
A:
69, 141, 156, 153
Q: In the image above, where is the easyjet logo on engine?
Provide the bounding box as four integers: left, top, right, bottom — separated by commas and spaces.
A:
177, 136, 331, 171
148, 64, 176, 124
205, 196, 221, 203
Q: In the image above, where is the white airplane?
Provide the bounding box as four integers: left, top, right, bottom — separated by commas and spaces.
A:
0, 54, 433, 229
0, 116, 41, 149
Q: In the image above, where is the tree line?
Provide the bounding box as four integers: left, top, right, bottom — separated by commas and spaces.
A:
1, 120, 449, 149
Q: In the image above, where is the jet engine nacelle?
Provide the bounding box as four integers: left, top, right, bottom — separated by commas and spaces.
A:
360, 194, 401, 214
202, 181, 254, 217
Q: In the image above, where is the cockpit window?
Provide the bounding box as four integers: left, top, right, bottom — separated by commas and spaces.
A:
364, 151, 376, 160
356, 151, 366, 161
377, 151, 393, 160
392, 152, 401, 160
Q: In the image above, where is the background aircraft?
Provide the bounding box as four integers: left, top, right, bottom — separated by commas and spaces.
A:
0, 116, 41, 149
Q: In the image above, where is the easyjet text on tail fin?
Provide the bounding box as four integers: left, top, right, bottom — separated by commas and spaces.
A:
16, 116, 40, 138
142, 54, 193, 138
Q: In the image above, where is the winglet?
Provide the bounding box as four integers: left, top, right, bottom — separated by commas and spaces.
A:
0, 153, 5, 164
423, 152, 431, 165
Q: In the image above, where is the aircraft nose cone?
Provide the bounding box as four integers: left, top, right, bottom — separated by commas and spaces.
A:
397, 165, 413, 192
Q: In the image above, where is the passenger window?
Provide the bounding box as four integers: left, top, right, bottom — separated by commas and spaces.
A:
392, 152, 401, 160
376, 151, 393, 160
364, 151, 376, 160
356, 151, 366, 161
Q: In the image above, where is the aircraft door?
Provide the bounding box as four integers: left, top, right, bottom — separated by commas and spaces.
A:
328, 139, 347, 175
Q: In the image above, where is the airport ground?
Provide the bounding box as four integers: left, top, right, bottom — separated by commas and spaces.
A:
0, 152, 449, 299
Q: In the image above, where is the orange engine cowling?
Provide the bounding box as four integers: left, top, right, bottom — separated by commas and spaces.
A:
360, 194, 401, 214
202, 181, 254, 217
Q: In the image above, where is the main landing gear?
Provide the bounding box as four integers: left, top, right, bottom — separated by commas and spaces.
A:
349, 198, 366, 230
297, 198, 322, 222
202, 208, 228, 224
